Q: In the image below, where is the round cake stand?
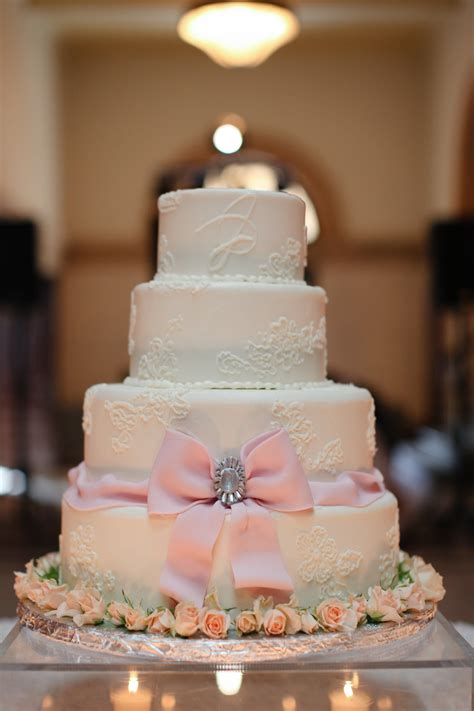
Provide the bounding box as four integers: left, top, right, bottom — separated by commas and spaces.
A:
17, 601, 437, 665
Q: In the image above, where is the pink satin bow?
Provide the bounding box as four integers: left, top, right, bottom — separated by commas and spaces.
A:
147, 428, 314, 605
65, 428, 386, 606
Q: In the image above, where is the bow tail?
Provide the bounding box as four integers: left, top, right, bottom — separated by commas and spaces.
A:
230, 500, 293, 593
158, 501, 226, 606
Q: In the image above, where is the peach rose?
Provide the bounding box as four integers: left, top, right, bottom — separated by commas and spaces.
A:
124, 606, 148, 631
75, 588, 106, 626
253, 595, 274, 631
276, 603, 302, 635
235, 610, 258, 635
174, 602, 200, 637
107, 600, 131, 626
366, 586, 403, 624
300, 610, 319, 634
263, 609, 286, 636
410, 557, 445, 603
199, 609, 230, 639
55, 585, 105, 626
28, 580, 68, 611
146, 608, 175, 634
316, 599, 358, 632
396, 583, 426, 613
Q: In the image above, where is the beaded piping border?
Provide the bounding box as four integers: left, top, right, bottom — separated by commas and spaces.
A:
123, 377, 332, 391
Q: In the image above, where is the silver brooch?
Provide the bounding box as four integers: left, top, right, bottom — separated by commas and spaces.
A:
213, 457, 246, 506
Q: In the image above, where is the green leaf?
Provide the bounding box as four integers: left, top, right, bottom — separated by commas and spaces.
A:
38, 565, 60, 584
122, 590, 134, 608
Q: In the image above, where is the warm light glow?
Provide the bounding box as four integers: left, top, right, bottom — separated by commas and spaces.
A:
377, 697, 393, 710
213, 123, 243, 154
205, 162, 278, 190
352, 672, 360, 690
215, 670, 243, 696
41, 695, 54, 710
285, 182, 320, 244
282, 695, 297, 711
128, 672, 139, 694
178, 2, 299, 68
343, 681, 354, 699
161, 692, 176, 710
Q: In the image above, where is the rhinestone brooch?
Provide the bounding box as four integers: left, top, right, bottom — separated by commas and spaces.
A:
213, 457, 246, 506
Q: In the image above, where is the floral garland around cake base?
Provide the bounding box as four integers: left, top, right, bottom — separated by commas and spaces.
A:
14, 551, 445, 640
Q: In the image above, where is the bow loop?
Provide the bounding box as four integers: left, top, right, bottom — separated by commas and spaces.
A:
241, 428, 314, 512
148, 429, 215, 515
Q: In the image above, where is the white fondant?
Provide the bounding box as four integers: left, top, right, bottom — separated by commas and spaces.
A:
61, 492, 399, 609
157, 189, 306, 280
83, 382, 375, 482
130, 281, 327, 386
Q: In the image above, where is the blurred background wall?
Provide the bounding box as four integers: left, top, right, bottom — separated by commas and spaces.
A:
1, 0, 473, 424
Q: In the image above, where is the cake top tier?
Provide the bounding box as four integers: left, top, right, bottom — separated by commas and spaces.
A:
157, 188, 307, 282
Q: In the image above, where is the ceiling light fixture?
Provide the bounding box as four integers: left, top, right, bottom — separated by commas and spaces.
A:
177, 2, 299, 68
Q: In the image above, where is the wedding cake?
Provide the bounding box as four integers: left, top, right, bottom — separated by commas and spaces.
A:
16, 188, 445, 637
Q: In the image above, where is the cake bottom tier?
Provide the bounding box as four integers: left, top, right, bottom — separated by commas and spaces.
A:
60, 492, 399, 609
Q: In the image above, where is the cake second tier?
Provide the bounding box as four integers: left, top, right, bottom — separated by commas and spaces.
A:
128, 280, 327, 387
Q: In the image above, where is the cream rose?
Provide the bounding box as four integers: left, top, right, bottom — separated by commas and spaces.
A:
35, 553, 60, 576
174, 601, 200, 637
366, 586, 403, 624
253, 596, 274, 631
235, 610, 258, 635
55, 586, 105, 626
28, 580, 68, 611
14, 560, 40, 600
411, 557, 445, 603
263, 609, 286, 636
348, 595, 367, 625
316, 599, 358, 632
276, 603, 302, 635
300, 610, 319, 634
396, 583, 426, 613
146, 608, 175, 634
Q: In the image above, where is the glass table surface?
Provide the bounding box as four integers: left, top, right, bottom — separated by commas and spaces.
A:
0, 613, 472, 710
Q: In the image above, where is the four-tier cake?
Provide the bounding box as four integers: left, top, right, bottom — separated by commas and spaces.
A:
15, 188, 445, 637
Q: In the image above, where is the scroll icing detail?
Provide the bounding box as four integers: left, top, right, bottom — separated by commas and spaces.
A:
271, 401, 343, 474
104, 388, 190, 454
68, 524, 116, 593
367, 399, 376, 458
158, 234, 175, 274
82, 384, 106, 437
138, 316, 183, 381
296, 525, 363, 594
217, 316, 325, 378
195, 193, 257, 273
259, 238, 302, 280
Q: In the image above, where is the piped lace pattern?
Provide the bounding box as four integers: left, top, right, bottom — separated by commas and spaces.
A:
216, 316, 326, 379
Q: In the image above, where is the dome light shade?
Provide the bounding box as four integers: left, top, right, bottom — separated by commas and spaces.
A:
177, 2, 299, 68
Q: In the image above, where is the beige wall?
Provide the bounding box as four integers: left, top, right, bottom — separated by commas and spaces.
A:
60, 33, 433, 247
2, 5, 471, 421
